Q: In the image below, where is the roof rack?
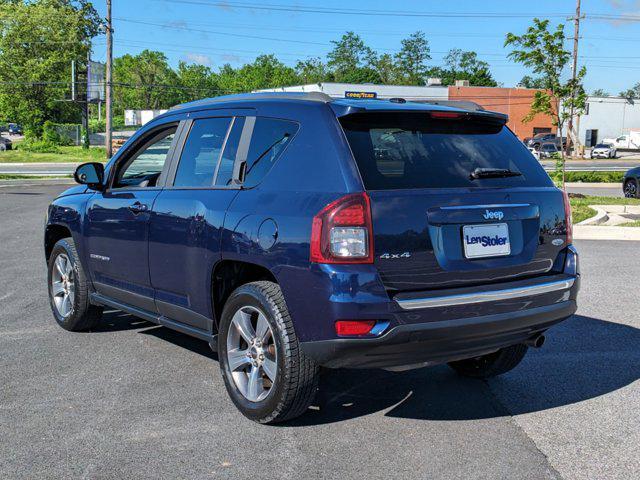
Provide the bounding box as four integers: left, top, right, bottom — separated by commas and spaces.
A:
171, 91, 334, 110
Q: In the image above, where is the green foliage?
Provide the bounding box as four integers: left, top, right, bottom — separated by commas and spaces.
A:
505, 18, 588, 173
113, 50, 181, 112
394, 31, 431, 85
519, 75, 546, 89
17, 138, 61, 153
0, 0, 100, 135
591, 88, 609, 97
295, 57, 332, 84
327, 32, 380, 83
549, 171, 625, 183
89, 115, 126, 133
619, 82, 640, 101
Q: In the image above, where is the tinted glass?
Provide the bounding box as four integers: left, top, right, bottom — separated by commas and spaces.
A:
174, 117, 231, 187
340, 112, 553, 190
243, 118, 298, 187
117, 128, 176, 188
215, 117, 245, 186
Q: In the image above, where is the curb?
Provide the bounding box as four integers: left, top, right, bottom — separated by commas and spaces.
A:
565, 182, 622, 189
574, 225, 640, 241
577, 206, 609, 226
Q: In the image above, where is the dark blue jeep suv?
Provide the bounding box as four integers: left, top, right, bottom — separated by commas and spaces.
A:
45, 92, 579, 423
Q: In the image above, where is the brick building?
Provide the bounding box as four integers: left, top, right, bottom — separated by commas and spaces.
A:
448, 86, 556, 139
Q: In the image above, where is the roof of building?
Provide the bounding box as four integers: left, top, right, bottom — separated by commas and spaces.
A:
168, 91, 508, 122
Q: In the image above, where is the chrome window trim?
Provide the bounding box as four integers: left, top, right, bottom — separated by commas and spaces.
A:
395, 278, 575, 310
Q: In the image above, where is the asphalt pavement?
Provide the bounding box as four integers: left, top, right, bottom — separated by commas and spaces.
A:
1, 185, 638, 480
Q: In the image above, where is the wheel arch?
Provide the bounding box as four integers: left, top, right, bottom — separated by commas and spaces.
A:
44, 223, 73, 260
211, 260, 278, 331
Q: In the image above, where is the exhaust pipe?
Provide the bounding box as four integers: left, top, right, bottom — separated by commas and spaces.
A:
524, 334, 545, 349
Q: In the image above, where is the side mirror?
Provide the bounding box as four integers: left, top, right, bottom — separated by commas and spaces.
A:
74, 162, 105, 189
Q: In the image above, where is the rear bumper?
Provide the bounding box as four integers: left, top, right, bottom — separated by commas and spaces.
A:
301, 299, 577, 369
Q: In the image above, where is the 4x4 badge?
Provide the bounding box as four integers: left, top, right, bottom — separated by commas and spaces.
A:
380, 252, 411, 259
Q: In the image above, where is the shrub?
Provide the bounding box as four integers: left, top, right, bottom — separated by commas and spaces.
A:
17, 139, 61, 153
549, 171, 625, 183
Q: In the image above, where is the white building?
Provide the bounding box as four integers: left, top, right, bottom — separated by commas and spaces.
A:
578, 96, 640, 146
258, 82, 449, 102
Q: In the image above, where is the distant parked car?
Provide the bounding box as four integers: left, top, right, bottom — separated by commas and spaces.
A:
603, 130, 640, 150
527, 146, 540, 160
590, 143, 616, 159
8, 123, 23, 136
539, 142, 559, 158
623, 167, 640, 198
527, 133, 566, 150
0, 136, 13, 151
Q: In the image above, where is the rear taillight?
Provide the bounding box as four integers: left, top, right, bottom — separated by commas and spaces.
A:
310, 193, 374, 264
562, 190, 573, 244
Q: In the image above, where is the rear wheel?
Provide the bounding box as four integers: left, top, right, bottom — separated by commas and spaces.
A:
448, 344, 528, 379
218, 281, 319, 423
48, 238, 102, 331
624, 178, 639, 198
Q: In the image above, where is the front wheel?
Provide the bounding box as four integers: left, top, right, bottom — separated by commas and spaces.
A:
48, 238, 102, 331
218, 281, 319, 424
448, 344, 528, 379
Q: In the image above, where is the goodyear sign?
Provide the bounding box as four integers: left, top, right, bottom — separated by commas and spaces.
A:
345, 91, 377, 99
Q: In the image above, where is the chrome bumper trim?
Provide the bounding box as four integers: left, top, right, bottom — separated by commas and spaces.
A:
395, 278, 575, 310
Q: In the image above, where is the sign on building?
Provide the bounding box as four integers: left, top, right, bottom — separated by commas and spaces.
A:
345, 91, 377, 99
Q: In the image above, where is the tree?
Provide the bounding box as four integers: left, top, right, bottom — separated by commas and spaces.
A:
0, 0, 100, 137
394, 31, 430, 85
327, 32, 380, 83
216, 54, 299, 93
440, 49, 497, 87
591, 88, 609, 97
295, 57, 332, 84
175, 61, 218, 103
373, 53, 401, 85
112, 50, 180, 112
505, 18, 587, 181
519, 75, 546, 89
619, 82, 639, 101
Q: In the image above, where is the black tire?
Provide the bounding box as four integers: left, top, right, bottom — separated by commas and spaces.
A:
218, 281, 319, 424
47, 237, 102, 331
448, 344, 528, 379
623, 178, 639, 198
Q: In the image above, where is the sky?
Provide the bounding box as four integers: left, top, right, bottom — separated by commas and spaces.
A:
90, 0, 640, 95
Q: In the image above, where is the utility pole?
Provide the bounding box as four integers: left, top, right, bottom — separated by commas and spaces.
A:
567, 0, 581, 157
105, 0, 113, 159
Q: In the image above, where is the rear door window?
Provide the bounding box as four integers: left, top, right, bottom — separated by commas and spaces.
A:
174, 117, 232, 187
243, 118, 298, 188
340, 112, 553, 190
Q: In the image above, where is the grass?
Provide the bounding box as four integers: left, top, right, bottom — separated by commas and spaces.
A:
0, 146, 106, 163
570, 195, 640, 224
619, 220, 640, 227
0, 174, 72, 180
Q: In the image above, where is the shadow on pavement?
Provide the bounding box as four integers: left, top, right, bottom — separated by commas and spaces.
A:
96, 312, 640, 426
285, 314, 640, 426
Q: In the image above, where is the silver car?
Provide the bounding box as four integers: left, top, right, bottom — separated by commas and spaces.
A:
590, 143, 616, 159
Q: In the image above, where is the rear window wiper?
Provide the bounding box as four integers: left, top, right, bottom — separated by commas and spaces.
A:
469, 168, 522, 180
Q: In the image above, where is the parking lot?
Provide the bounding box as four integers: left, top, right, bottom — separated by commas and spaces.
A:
1, 184, 638, 480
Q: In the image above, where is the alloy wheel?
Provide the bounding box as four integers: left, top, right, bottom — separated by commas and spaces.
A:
624, 180, 638, 198
51, 253, 75, 318
226, 306, 278, 402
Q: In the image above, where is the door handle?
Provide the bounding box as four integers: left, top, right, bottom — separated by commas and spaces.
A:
128, 202, 148, 214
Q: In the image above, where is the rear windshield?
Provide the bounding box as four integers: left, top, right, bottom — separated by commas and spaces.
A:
340, 112, 553, 190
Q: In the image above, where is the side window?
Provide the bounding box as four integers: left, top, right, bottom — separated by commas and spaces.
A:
243, 118, 298, 188
215, 117, 245, 186
174, 117, 232, 187
114, 127, 177, 188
